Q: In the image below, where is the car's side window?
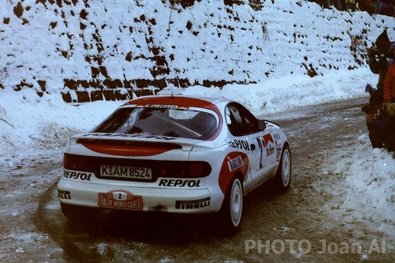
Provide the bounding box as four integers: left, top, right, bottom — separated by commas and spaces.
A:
225, 103, 260, 136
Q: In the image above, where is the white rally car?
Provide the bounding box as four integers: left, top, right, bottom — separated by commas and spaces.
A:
58, 95, 291, 231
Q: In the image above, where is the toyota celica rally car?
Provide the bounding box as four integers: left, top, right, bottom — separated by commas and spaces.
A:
57, 95, 291, 231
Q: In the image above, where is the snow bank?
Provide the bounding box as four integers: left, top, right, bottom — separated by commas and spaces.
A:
178, 67, 374, 116
323, 135, 395, 238
0, 91, 123, 164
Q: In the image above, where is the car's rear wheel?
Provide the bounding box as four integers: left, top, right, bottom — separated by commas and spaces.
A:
272, 145, 291, 193
220, 177, 243, 234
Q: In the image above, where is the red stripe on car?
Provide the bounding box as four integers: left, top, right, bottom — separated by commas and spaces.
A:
218, 152, 249, 194
79, 139, 181, 156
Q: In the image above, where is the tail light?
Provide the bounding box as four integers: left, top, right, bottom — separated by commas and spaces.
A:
158, 162, 211, 178
64, 153, 211, 179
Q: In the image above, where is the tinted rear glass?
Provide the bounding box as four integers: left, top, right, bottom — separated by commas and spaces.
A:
94, 107, 219, 140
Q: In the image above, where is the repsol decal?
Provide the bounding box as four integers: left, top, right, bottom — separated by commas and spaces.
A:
58, 190, 71, 199
228, 156, 243, 172
175, 197, 210, 209
63, 170, 93, 181
228, 139, 252, 151
158, 179, 201, 188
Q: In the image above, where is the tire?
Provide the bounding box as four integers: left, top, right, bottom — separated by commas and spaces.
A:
220, 177, 244, 234
272, 145, 291, 194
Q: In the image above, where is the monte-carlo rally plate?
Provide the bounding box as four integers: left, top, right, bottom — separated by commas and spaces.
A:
98, 190, 143, 211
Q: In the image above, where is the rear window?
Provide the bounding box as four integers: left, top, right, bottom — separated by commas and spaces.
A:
93, 106, 219, 140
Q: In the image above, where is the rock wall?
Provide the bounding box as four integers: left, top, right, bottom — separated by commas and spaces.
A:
0, 0, 394, 102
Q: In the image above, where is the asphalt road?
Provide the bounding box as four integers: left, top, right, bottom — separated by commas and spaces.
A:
1, 97, 394, 263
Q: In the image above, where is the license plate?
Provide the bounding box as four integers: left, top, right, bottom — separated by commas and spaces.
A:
98, 190, 143, 211
100, 165, 152, 180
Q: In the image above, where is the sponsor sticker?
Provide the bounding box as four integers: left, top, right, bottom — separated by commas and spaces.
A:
58, 190, 71, 200
263, 133, 274, 146
266, 144, 275, 156
228, 156, 243, 172
228, 139, 252, 151
98, 190, 143, 211
144, 104, 179, 109
63, 169, 93, 181
175, 197, 210, 209
276, 145, 284, 159
263, 133, 276, 156
158, 179, 201, 188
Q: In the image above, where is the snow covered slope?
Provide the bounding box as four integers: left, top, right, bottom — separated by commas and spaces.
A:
0, 0, 394, 102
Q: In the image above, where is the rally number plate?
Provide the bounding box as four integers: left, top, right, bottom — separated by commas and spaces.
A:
98, 190, 143, 211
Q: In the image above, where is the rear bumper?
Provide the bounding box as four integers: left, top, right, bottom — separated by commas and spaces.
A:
57, 179, 223, 214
